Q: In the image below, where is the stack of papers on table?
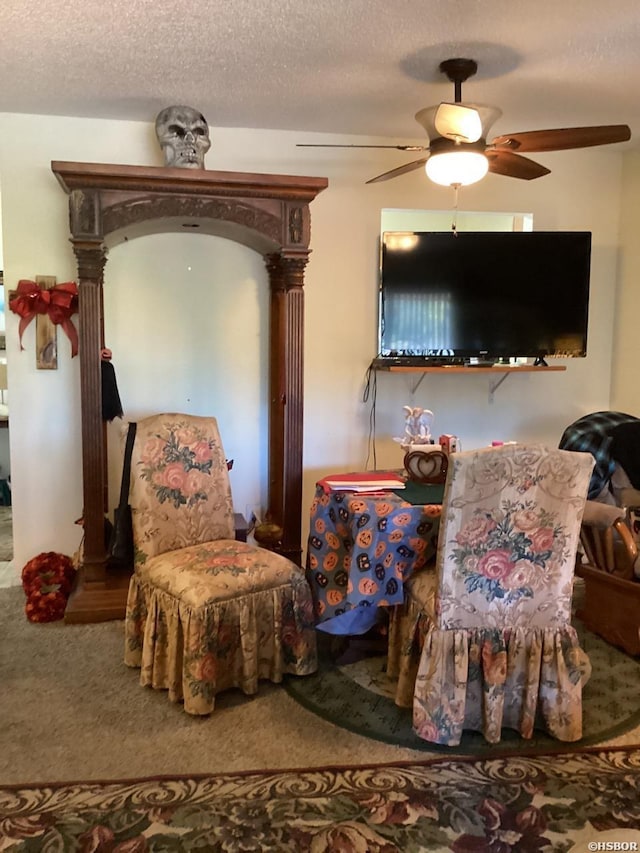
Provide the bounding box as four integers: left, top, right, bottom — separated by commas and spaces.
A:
319, 471, 406, 493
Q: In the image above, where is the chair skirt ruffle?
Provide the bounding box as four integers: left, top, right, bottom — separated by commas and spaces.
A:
411, 624, 590, 746
124, 555, 318, 715
387, 569, 437, 704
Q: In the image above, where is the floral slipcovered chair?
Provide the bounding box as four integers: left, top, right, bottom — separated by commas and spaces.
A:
124, 413, 317, 714
387, 443, 594, 745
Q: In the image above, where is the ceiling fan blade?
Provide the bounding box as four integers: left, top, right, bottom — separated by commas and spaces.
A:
491, 125, 631, 153
486, 149, 551, 180
366, 158, 430, 184
296, 143, 427, 151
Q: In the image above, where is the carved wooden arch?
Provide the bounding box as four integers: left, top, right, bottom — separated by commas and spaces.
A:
52, 162, 327, 623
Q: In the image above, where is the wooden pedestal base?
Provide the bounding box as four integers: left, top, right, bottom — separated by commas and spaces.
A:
576, 563, 640, 656
64, 567, 131, 624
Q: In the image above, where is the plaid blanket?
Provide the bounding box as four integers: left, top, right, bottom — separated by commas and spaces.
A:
559, 410, 640, 498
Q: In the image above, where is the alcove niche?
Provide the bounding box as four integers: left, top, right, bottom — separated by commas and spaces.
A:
52, 161, 328, 623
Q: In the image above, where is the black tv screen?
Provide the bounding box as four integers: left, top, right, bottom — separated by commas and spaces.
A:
378, 230, 591, 362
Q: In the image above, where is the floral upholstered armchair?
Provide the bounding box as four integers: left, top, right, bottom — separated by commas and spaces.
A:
388, 443, 594, 745
124, 413, 317, 714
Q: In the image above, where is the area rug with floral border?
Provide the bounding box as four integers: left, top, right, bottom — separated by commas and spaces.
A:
1, 747, 640, 851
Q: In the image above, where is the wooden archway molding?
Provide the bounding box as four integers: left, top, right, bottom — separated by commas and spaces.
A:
52, 161, 327, 623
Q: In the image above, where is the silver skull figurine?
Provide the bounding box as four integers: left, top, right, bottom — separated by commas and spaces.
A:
155, 105, 211, 169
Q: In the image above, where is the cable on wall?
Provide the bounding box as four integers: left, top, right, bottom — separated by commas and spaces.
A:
362, 361, 378, 470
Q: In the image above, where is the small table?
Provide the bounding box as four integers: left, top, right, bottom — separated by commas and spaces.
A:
305, 480, 443, 635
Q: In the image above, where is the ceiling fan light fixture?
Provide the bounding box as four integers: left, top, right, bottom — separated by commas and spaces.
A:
416, 104, 502, 142
434, 103, 483, 143
425, 150, 489, 186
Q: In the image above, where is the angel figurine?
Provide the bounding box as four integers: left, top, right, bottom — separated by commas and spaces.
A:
394, 406, 434, 449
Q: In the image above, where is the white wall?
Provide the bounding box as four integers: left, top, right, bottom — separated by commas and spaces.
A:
103, 233, 269, 524
611, 149, 640, 414
0, 353, 8, 479
0, 186, 4, 272
0, 112, 626, 569
0, 187, 8, 482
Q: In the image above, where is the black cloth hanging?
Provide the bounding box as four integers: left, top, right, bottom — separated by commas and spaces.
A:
610, 420, 640, 490
101, 359, 123, 421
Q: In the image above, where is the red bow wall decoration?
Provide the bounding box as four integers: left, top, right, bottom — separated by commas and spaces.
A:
9, 279, 79, 357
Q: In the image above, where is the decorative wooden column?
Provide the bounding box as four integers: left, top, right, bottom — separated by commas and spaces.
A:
259, 253, 308, 563
51, 162, 327, 622
74, 243, 107, 582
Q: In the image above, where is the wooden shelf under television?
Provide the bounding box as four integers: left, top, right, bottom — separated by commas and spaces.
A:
376, 365, 567, 374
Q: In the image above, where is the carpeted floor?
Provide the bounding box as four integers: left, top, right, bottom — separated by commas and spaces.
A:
1, 582, 639, 794
0, 585, 453, 785
1, 747, 640, 850
0, 576, 640, 796
2, 578, 640, 850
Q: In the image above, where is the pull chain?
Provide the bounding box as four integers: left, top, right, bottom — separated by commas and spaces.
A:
451, 183, 460, 235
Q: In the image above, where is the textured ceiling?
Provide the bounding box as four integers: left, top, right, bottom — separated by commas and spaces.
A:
2, 0, 639, 147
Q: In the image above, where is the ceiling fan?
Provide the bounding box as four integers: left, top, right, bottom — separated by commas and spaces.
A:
297, 58, 631, 186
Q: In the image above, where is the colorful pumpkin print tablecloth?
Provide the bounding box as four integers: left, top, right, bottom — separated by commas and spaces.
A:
305, 484, 442, 635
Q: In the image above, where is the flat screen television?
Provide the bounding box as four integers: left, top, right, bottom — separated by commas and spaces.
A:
377, 230, 591, 364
